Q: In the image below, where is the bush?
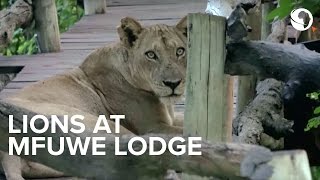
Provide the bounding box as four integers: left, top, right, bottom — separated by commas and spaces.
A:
2, 28, 38, 56
56, 0, 84, 33
305, 92, 320, 131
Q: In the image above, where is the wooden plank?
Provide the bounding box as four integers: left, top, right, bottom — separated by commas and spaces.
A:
4, 82, 36, 89
61, 38, 114, 43
61, 42, 110, 50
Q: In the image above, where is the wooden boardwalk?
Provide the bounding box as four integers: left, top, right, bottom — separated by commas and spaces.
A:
0, 0, 205, 100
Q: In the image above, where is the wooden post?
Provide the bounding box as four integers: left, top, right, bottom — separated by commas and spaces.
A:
33, 0, 61, 53
184, 13, 230, 141
84, 0, 106, 15
261, 1, 273, 40
236, 7, 261, 114
183, 13, 230, 180
205, 0, 235, 138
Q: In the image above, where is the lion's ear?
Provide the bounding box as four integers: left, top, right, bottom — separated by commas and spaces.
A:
117, 17, 143, 47
176, 16, 187, 37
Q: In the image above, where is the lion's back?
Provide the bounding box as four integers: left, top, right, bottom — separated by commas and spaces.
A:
6, 68, 107, 116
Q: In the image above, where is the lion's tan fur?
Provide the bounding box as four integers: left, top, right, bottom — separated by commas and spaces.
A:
1, 17, 187, 179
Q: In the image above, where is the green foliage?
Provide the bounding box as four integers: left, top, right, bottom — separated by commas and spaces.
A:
305, 92, 320, 131
0, 0, 16, 10
299, 0, 320, 15
56, 0, 84, 33
0, 0, 10, 10
2, 28, 38, 56
267, 0, 320, 21
311, 166, 320, 180
307, 91, 320, 100
305, 116, 320, 131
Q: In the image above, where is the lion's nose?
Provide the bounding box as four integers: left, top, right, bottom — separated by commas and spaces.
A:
163, 80, 181, 90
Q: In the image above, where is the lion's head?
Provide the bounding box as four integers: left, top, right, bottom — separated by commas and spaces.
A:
117, 17, 187, 103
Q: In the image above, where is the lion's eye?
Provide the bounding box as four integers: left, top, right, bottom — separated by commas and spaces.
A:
145, 51, 157, 60
176, 47, 185, 57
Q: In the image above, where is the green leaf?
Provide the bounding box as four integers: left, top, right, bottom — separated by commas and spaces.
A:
305, 117, 320, 131
27, 44, 34, 55
6, 49, 12, 56
19, 36, 25, 42
13, 28, 23, 36
267, 8, 283, 20
314, 107, 320, 115
17, 41, 28, 54
307, 92, 320, 100
279, 0, 293, 7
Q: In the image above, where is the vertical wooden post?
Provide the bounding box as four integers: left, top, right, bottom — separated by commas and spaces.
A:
236, 8, 261, 114
33, 0, 61, 53
84, 0, 106, 15
185, 13, 230, 143
261, 1, 273, 40
183, 13, 231, 179
205, 0, 235, 138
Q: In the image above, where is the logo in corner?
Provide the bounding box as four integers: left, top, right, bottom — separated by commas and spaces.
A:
290, 8, 313, 31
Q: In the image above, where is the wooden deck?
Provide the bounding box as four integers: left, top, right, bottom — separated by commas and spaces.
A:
0, 0, 206, 100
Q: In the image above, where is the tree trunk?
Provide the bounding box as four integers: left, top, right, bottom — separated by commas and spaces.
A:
33, 0, 61, 53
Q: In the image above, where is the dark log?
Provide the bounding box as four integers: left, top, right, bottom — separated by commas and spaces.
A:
225, 39, 320, 163
226, 13, 291, 148
0, 100, 309, 180
0, 0, 33, 47
225, 40, 320, 101
301, 39, 320, 53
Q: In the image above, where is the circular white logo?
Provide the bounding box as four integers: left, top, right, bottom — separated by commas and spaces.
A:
290, 8, 313, 31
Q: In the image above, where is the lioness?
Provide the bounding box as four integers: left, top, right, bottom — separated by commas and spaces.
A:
0, 16, 187, 179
